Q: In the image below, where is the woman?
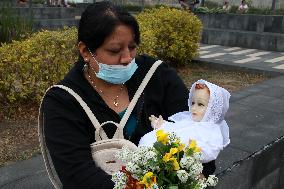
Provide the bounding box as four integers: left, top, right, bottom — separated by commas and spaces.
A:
41, 2, 215, 188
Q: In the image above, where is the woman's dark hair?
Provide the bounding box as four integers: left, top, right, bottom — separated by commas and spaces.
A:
78, 1, 140, 52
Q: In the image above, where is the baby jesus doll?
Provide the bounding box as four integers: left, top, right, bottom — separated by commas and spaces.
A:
139, 79, 231, 163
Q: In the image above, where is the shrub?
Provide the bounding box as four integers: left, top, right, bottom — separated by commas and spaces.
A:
32, 0, 45, 4
0, 27, 77, 109
136, 6, 202, 66
247, 7, 284, 15
195, 6, 226, 14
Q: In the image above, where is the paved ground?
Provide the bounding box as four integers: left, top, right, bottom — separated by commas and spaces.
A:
1, 44, 284, 189
198, 44, 284, 75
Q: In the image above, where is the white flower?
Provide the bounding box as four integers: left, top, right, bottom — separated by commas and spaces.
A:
206, 175, 218, 186
115, 146, 133, 163
145, 150, 157, 160
150, 183, 159, 189
189, 162, 203, 177
168, 132, 179, 144
197, 179, 207, 189
180, 156, 195, 169
126, 162, 142, 174
112, 171, 127, 189
140, 148, 157, 165
192, 152, 202, 161
132, 152, 143, 164
177, 170, 189, 183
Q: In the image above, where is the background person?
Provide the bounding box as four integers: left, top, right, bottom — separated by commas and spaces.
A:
222, 0, 231, 12
190, 0, 200, 12
179, 0, 190, 11
238, 0, 249, 13
17, 0, 28, 6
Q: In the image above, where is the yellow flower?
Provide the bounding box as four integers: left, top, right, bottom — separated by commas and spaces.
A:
178, 143, 185, 152
163, 152, 172, 162
138, 172, 157, 189
163, 147, 178, 162
156, 130, 169, 145
170, 157, 180, 170
189, 140, 201, 153
169, 147, 178, 155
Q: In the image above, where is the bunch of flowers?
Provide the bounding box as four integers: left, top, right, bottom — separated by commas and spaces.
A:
112, 130, 218, 189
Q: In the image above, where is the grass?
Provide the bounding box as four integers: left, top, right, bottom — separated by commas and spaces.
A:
176, 63, 268, 92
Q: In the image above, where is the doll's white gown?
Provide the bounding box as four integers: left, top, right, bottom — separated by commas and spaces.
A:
138, 79, 231, 163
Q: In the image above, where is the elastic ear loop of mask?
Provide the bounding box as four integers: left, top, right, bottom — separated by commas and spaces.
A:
87, 48, 100, 72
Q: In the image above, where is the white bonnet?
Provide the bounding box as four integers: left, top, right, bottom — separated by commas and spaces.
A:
188, 79, 231, 123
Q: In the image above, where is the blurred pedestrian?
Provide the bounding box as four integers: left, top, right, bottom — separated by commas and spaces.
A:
238, 0, 249, 13
222, 0, 231, 12
190, 0, 200, 12
17, 0, 28, 6
179, 0, 190, 11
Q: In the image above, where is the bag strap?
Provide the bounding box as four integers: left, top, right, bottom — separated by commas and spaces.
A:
114, 60, 163, 139
38, 101, 62, 189
50, 85, 110, 140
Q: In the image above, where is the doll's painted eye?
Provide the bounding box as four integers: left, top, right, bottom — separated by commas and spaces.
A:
198, 103, 204, 106
191, 102, 195, 106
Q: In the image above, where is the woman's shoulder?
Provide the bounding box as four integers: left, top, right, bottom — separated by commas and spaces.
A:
42, 85, 78, 110
136, 54, 158, 69
136, 54, 170, 68
135, 55, 177, 77
43, 60, 89, 104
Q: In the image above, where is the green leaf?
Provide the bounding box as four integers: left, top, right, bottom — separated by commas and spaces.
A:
168, 185, 179, 189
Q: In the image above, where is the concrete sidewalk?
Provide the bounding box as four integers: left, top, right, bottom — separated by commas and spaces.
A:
1, 44, 284, 188
197, 44, 284, 76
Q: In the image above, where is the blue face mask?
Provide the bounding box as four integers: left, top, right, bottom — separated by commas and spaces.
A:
89, 51, 138, 84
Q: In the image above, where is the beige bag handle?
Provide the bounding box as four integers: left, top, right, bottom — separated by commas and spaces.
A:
38, 102, 63, 189
38, 60, 163, 189
113, 59, 163, 139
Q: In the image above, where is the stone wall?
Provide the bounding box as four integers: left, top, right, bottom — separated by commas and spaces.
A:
197, 13, 284, 52
215, 136, 284, 189
8, 7, 85, 30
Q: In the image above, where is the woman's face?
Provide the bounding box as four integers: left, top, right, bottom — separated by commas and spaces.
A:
191, 88, 210, 122
90, 24, 137, 72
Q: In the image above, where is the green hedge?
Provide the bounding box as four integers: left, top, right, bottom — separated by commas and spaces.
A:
0, 27, 77, 107
137, 6, 202, 66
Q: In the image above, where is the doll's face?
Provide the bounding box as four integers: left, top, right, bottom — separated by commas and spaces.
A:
191, 88, 210, 122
